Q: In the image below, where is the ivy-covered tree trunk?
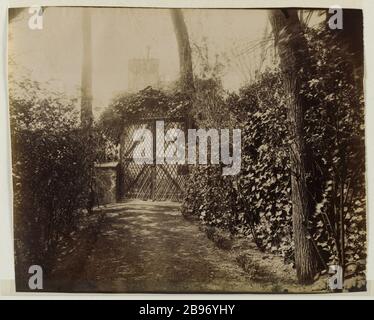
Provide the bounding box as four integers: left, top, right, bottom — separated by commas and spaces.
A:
170, 9, 194, 94
269, 9, 318, 284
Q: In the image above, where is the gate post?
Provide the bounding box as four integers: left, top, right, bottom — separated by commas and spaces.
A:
151, 120, 157, 200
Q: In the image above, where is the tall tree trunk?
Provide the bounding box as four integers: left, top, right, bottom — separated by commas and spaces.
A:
170, 9, 194, 94
81, 8, 94, 212
269, 9, 318, 284
81, 8, 93, 128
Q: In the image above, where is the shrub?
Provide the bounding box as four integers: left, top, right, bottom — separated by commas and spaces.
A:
182, 26, 366, 275
98, 87, 191, 144
9, 79, 94, 285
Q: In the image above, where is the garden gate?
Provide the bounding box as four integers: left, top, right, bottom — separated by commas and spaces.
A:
120, 117, 188, 202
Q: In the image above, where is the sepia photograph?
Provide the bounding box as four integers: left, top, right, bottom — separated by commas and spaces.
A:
7, 5, 366, 293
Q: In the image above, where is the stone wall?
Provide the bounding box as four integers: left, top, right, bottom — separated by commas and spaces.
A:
94, 162, 119, 205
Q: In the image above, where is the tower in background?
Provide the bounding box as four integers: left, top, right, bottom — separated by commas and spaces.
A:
128, 47, 160, 92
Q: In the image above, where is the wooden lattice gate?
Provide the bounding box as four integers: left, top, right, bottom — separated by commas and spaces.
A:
119, 118, 188, 202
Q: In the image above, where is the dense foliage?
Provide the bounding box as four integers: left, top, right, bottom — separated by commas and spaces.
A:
98, 87, 191, 144
182, 26, 366, 278
10, 21, 365, 289
10, 80, 95, 285
303, 28, 366, 270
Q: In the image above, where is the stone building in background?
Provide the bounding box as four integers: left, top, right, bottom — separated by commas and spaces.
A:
128, 49, 160, 92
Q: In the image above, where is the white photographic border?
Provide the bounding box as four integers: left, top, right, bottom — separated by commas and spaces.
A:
0, 0, 372, 299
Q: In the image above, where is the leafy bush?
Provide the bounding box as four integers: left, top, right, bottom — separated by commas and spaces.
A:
302, 28, 366, 268
183, 71, 294, 261
98, 87, 191, 144
10, 79, 94, 284
182, 165, 238, 231
182, 26, 366, 276
229, 71, 294, 260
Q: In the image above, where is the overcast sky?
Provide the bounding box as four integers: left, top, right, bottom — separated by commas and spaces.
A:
9, 7, 272, 116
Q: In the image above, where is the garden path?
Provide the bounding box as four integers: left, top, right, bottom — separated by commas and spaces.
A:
48, 200, 306, 293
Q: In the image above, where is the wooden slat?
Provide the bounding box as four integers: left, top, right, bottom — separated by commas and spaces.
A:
121, 118, 187, 202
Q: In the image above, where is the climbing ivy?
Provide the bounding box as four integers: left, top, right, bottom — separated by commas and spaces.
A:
98, 87, 191, 144
182, 26, 366, 280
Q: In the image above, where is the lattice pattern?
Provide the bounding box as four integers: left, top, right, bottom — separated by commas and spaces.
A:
120, 118, 187, 202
